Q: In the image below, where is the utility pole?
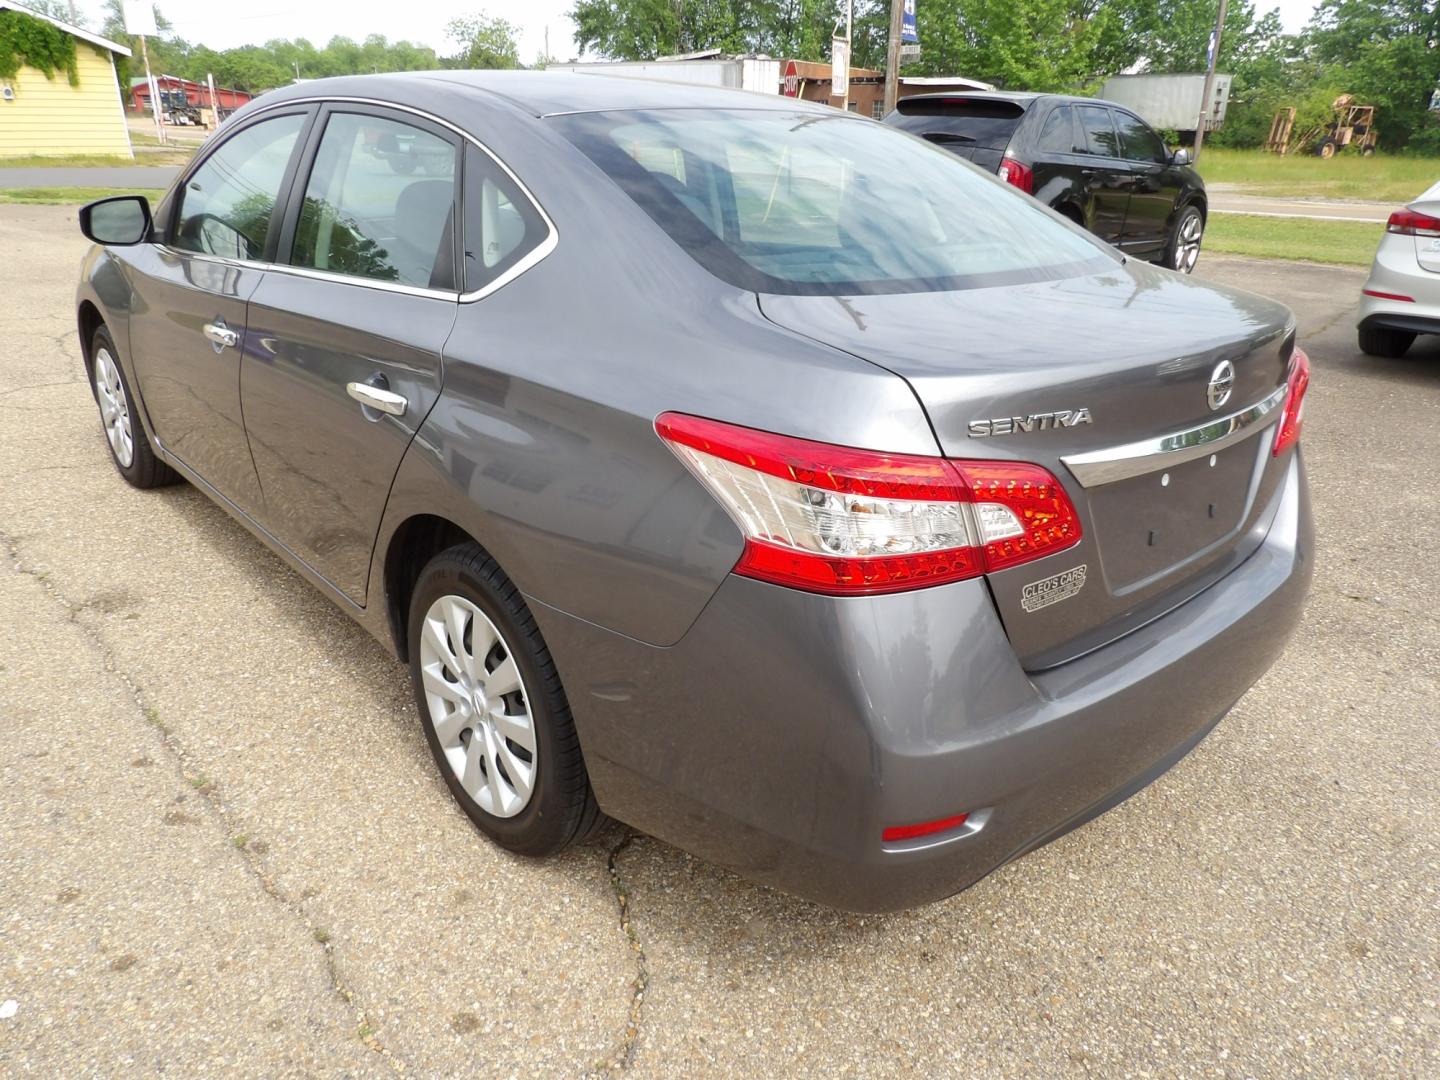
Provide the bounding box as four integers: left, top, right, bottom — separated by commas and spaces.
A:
843, 0, 852, 112
1193, 0, 1229, 162
883, 0, 904, 115
138, 34, 165, 144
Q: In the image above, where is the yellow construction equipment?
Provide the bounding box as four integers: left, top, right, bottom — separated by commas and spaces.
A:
1264, 95, 1378, 157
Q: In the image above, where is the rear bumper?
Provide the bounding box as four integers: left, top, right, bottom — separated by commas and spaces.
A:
533, 454, 1314, 912
1359, 233, 1440, 335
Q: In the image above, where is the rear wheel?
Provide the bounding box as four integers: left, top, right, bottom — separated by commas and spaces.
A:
1165, 205, 1204, 274
90, 326, 180, 489
408, 543, 605, 855
1358, 324, 1415, 358
1317, 137, 1337, 159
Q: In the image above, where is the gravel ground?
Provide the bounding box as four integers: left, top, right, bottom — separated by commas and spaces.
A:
1, 204, 1436, 1077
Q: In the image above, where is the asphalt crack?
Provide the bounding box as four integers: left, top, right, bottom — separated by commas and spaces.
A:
591, 830, 650, 1076
1, 530, 410, 1075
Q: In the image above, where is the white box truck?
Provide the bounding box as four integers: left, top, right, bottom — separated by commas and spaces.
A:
547, 54, 782, 96
1102, 73, 1234, 133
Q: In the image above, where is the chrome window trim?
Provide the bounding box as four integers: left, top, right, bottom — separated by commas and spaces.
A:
155, 246, 462, 301
1061, 384, 1288, 488
170, 94, 559, 304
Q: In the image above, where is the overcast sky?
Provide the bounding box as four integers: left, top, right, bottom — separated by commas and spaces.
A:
76, 0, 1325, 66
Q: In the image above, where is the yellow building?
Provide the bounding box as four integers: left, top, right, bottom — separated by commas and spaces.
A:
0, 3, 133, 158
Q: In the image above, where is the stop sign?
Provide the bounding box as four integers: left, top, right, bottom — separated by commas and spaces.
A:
782, 60, 799, 97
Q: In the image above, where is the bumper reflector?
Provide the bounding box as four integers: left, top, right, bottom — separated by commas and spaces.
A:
882, 813, 970, 843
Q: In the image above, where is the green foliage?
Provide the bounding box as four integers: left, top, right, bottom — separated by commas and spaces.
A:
445, 12, 522, 69
0, 8, 80, 85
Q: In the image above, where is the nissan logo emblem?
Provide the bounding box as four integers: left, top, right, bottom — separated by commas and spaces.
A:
1207, 360, 1235, 411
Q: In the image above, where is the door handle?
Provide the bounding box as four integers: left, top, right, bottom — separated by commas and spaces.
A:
347, 380, 408, 417
202, 321, 238, 350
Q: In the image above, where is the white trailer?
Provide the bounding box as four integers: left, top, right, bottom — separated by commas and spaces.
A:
547, 54, 782, 96
1101, 73, 1234, 133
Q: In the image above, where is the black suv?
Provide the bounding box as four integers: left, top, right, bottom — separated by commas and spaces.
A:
885, 92, 1208, 273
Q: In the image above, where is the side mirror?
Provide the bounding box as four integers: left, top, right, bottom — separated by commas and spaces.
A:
79, 195, 152, 246
1171, 148, 1193, 167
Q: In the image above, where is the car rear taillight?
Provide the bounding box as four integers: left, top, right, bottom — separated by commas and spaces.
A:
655, 413, 1081, 595
997, 155, 1034, 194
1386, 209, 1440, 237
1272, 347, 1310, 457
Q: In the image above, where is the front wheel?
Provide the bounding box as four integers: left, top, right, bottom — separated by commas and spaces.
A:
407, 543, 605, 855
90, 326, 180, 489
1165, 205, 1204, 274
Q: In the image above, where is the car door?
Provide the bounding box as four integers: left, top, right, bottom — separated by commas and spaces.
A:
1029, 103, 1088, 212
1113, 109, 1178, 257
123, 108, 314, 513
1074, 105, 1131, 245
240, 104, 461, 602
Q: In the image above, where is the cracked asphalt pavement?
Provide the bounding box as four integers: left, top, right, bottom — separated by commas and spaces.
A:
2, 204, 1437, 1077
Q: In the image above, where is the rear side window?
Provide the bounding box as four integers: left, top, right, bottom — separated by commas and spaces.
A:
461, 142, 548, 294
290, 112, 458, 289
1078, 106, 1120, 157
889, 97, 1026, 149
1115, 112, 1168, 164
173, 113, 305, 261
1035, 106, 1075, 154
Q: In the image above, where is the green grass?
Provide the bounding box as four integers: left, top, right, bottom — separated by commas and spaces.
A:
1206, 213, 1382, 266
1197, 147, 1438, 203
0, 149, 193, 167
0, 186, 162, 205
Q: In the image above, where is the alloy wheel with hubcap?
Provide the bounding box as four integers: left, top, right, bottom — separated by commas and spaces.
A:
94, 347, 134, 468
418, 593, 537, 818
406, 543, 605, 855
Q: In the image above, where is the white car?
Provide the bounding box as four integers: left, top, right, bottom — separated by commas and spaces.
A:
1358, 181, 1440, 357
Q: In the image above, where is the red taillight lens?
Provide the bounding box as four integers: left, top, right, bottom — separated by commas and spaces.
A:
655, 413, 1082, 595
1386, 209, 1440, 237
882, 813, 969, 843
997, 156, 1034, 194
1272, 347, 1310, 457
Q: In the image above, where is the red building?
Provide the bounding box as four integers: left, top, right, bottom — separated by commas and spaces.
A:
130, 75, 252, 116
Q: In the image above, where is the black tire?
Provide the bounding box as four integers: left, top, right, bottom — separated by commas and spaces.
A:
1317, 137, 1337, 159
1357, 324, 1415, 358
1164, 204, 1204, 273
407, 543, 605, 855
88, 325, 181, 489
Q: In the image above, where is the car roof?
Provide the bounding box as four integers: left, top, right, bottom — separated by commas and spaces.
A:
256, 70, 841, 119
896, 91, 1124, 111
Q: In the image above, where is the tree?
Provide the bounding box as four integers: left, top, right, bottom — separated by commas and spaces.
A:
15, 1, 86, 27
1305, 0, 1440, 150
445, 11, 522, 69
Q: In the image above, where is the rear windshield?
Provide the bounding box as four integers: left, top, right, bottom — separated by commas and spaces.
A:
551, 109, 1111, 296
888, 97, 1026, 148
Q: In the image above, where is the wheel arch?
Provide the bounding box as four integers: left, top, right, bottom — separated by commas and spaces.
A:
382, 513, 484, 662
77, 299, 105, 382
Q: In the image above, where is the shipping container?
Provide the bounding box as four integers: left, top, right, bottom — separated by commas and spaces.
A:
1101, 74, 1233, 133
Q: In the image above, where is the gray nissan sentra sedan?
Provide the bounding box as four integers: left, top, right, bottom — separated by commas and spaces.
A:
74, 72, 1313, 911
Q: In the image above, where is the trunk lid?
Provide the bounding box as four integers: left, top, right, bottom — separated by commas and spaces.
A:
1408, 181, 1440, 273
758, 262, 1298, 668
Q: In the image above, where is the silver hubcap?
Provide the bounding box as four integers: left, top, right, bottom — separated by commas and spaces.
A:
419, 595, 536, 818
1177, 214, 1203, 273
94, 348, 134, 468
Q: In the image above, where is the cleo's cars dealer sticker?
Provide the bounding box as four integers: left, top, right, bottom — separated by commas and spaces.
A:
1021, 565, 1087, 613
